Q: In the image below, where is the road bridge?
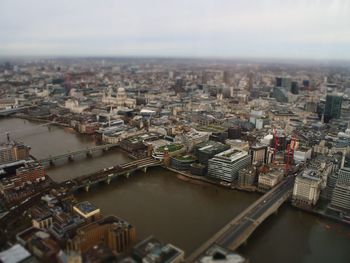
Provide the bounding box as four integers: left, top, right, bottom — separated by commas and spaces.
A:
187, 176, 294, 262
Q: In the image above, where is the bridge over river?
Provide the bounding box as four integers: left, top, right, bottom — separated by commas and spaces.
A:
62, 157, 162, 192
187, 176, 295, 262
38, 143, 120, 166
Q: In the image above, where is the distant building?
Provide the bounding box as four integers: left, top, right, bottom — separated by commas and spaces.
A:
271, 87, 288, 103
208, 149, 251, 183
324, 94, 342, 120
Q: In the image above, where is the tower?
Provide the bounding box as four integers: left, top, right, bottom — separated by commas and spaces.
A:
325, 94, 343, 121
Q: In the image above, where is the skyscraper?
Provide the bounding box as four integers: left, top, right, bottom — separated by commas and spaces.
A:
325, 94, 343, 120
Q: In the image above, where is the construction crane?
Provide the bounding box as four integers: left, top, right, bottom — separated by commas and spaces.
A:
272, 127, 279, 164
285, 136, 297, 176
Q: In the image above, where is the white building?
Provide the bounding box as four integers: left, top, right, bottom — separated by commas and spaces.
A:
208, 149, 251, 183
258, 168, 284, 190
102, 87, 136, 108
292, 169, 322, 208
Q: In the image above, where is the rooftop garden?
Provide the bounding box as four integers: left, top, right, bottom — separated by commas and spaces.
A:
157, 143, 183, 153
173, 154, 196, 161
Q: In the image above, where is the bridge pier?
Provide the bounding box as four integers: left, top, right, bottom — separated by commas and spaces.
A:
125, 172, 130, 179
49, 160, 55, 167
85, 184, 90, 192
142, 167, 148, 173
86, 150, 93, 158
106, 178, 111, 185
68, 155, 74, 162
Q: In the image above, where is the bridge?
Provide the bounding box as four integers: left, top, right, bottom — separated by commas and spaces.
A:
0, 106, 33, 117
187, 176, 294, 262
65, 157, 162, 192
39, 143, 120, 166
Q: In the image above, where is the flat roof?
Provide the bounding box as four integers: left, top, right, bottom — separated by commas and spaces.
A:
0, 244, 31, 263
73, 201, 99, 217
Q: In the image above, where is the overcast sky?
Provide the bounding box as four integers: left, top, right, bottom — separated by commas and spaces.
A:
0, 0, 349, 60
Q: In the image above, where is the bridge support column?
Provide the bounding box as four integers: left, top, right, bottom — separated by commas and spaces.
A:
68, 155, 74, 162
126, 172, 130, 179
86, 150, 93, 158
107, 178, 111, 185
49, 160, 55, 166
85, 184, 90, 192
142, 167, 148, 173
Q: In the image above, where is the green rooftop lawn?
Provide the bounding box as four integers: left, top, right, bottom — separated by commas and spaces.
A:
158, 143, 183, 153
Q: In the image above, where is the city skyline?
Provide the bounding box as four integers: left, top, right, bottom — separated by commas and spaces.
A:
1, 0, 350, 60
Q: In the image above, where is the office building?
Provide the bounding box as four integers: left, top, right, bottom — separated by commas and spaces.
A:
69, 215, 136, 254
73, 201, 101, 222
208, 149, 251, 183
238, 166, 257, 188
292, 170, 322, 208
258, 167, 284, 191
250, 144, 268, 164
132, 236, 184, 263
324, 94, 343, 120
171, 155, 196, 171
193, 141, 230, 165
0, 142, 30, 165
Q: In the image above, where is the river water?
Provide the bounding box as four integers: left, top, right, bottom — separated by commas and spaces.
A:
1, 118, 349, 263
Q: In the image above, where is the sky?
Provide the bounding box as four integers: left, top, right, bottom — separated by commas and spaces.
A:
0, 0, 350, 60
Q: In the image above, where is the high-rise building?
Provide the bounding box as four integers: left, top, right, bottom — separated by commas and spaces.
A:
324, 94, 343, 120
223, 71, 230, 85
291, 81, 299, 94
208, 149, 251, 183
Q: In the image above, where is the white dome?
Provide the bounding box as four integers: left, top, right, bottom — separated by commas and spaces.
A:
117, 87, 125, 93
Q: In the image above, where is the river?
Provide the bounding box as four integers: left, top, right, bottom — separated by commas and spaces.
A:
1, 117, 349, 263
